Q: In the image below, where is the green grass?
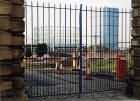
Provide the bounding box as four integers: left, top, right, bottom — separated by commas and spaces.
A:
89, 60, 131, 71
89, 60, 115, 70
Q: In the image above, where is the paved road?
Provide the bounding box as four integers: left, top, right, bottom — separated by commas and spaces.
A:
25, 70, 125, 97
29, 91, 138, 101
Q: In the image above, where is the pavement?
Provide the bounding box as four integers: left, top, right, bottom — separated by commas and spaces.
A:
25, 70, 126, 97
28, 91, 139, 101
25, 70, 139, 101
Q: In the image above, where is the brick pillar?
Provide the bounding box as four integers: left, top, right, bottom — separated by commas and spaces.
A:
131, 0, 140, 99
0, 0, 28, 101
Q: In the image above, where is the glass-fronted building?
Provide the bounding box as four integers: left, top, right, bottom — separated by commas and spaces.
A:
103, 7, 119, 50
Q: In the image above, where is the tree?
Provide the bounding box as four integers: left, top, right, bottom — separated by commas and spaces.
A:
36, 43, 48, 57
25, 45, 32, 57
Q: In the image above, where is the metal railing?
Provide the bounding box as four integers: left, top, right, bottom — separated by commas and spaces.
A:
24, 2, 131, 97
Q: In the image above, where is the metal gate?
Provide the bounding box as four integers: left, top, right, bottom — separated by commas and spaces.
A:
24, 2, 131, 97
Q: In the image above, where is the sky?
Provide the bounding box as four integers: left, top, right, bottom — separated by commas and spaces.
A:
25, 0, 132, 49
26, 0, 131, 9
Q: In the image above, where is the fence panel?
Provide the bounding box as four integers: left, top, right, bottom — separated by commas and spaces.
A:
24, 2, 131, 97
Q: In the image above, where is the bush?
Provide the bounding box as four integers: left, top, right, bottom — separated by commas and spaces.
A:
36, 43, 48, 57
25, 45, 32, 57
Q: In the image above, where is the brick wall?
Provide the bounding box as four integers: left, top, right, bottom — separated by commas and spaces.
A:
131, 0, 140, 99
0, 0, 27, 101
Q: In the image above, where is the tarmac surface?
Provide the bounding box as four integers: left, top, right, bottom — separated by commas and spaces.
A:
28, 91, 139, 101
25, 70, 139, 101
25, 71, 126, 97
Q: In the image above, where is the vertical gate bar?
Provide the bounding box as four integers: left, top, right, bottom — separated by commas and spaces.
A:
37, 2, 39, 44
48, 3, 50, 95
108, 7, 111, 90
93, 7, 95, 92
70, 4, 72, 94
38, 2, 41, 96
116, 9, 119, 90
112, 8, 115, 89
121, 10, 124, 89
97, 7, 99, 92
102, 7, 104, 91
38, 3, 41, 97
102, 8, 104, 91
59, 4, 61, 47
104, 7, 107, 90
75, 4, 77, 93
114, 8, 116, 89
116, 10, 118, 89
125, 9, 127, 89
43, 2, 45, 96
62, 26, 64, 95
65, 4, 67, 94
51, 6, 53, 96
61, 26, 65, 94
104, 7, 106, 91
54, 4, 56, 95
25, 1, 27, 85
56, 9, 58, 96
99, 7, 102, 92
59, 4, 62, 95
110, 8, 112, 89
114, 9, 116, 88
43, 3, 45, 44
56, 5, 59, 95
105, 8, 107, 91
79, 4, 83, 94
31, 1, 33, 96
119, 8, 123, 89
95, 7, 98, 92
105, 8, 106, 90
36, 1, 39, 96
91, 6, 93, 92
128, 9, 131, 84
50, 25, 52, 95
85, 6, 88, 93
108, 8, 110, 91
116, 9, 119, 89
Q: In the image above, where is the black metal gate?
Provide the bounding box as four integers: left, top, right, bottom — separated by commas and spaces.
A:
24, 2, 131, 97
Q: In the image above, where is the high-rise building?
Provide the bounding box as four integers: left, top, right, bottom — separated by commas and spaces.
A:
103, 7, 119, 50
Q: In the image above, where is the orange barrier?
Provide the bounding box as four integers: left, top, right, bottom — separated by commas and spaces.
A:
89, 57, 118, 60
24, 57, 120, 61
116, 55, 126, 78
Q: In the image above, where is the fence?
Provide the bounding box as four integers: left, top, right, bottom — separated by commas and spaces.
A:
24, 2, 131, 97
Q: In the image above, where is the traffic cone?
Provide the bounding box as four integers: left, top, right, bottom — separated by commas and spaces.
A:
59, 60, 63, 74
85, 64, 92, 79
55, 62, 59, 71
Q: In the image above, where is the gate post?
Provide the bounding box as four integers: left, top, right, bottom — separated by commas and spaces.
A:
79, 4, 82, 93
0, 0, 27, 101
131, 0, 140, 99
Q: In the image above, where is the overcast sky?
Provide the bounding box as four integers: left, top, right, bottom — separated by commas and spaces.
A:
26, 0, 131, 9
25, 0, 131, 48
